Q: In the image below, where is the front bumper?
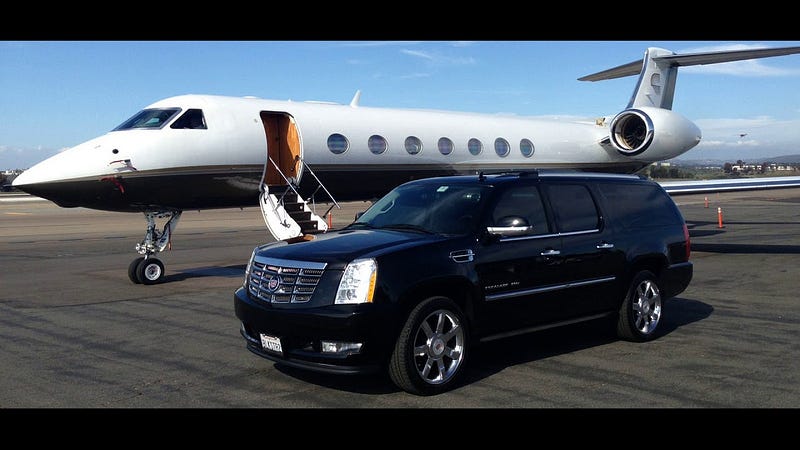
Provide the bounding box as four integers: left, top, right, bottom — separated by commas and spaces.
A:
234, 287, 400, 375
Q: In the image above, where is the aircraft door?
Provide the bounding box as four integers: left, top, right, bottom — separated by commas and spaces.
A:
260, 112, 302, 187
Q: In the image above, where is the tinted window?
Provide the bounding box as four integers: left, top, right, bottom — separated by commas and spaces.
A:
405, 136, 422, 155
327, 133, 349, 154
438, 137, 454, 155
356, 183, 489, 235
520, 139, 535, 157
495, 138, 510, 157
170, 109, 207, 129
468, 138, 482, 156
113, 108, 180, 130
490, 185, 550, 235
547, 184, 600, 233
368, 135, 387, 155
597, 182, 680, 229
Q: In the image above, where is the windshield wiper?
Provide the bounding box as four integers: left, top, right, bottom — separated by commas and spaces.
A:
378, 223, 435, 234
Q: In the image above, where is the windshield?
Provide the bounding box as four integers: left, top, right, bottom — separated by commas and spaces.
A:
112, 108, 181, 130
353, 183, 490, 235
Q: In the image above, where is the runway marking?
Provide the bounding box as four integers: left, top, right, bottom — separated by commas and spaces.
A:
0, 197, 48, 203
4, 212, 32, 215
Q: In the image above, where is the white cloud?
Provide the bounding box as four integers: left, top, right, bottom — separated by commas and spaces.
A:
399, 72, 432, 80
400, 49, 476, 66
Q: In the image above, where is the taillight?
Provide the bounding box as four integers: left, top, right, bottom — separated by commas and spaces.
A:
683, 223, 691, 260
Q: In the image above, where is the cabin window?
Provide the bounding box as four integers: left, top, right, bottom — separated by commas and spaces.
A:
112, 108, 181, 130
520, 139, 535, 157
170, 109, 207, 129
438, 137, 454, 155
368, 135, 387, 155
405, 136, 423, 155
495, 138, 510, 157
468, 138, 482, 156
327, 133, 349, 154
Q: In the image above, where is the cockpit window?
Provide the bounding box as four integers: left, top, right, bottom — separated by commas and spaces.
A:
170, 109, 207, 129
113, 108, 181, 130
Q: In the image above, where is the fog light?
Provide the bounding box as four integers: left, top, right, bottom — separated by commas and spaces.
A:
321, 341, 363, 355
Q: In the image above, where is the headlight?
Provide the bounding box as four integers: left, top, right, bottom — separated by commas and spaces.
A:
335, 258, 377, 304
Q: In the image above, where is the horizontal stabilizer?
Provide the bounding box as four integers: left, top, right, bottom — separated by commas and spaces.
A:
579, 46, 800, 82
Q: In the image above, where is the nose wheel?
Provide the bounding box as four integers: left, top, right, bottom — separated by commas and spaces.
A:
127, 210, 181, 285
128, 257, 165, 285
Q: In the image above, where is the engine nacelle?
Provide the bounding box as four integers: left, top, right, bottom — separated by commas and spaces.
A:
608, 107, 702, 161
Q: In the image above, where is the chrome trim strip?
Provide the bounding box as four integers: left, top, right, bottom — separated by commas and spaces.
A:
252, 256, 327, 270
498, 229, 600, 243
485, 276, 616, 301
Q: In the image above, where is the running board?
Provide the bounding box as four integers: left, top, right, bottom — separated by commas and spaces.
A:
259, 189, 328, 241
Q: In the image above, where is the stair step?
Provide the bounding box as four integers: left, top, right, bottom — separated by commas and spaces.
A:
282, 202, 305, 212
290, 211, 312, 221
297, 220, 319, 231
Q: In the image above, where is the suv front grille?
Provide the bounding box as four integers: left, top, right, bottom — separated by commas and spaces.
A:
247, 256, 327, 304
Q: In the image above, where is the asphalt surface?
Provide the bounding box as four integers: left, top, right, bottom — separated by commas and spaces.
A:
1, 189, 798, 408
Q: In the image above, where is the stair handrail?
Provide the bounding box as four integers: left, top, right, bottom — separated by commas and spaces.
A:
294, 155, 341, 218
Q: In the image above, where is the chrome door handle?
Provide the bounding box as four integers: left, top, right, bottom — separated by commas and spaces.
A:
540, 249, 561, 256
596, 243, 615, 249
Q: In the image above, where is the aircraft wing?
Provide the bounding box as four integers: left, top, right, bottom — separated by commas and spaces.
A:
659, 176, 800, 195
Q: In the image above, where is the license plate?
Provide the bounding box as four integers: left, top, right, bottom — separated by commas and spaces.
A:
259, 334, 283, 355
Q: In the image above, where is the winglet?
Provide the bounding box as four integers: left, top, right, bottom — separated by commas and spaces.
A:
350, 90, 361, 108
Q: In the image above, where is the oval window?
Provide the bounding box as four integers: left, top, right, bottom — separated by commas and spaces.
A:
438, 137, 454, 155
495, 138, 510, 157
327, 133, 349, 154
368, 135, 387, 155
520, 139, 535, 157
405, 136, 422, 155
468, 138, 482, 156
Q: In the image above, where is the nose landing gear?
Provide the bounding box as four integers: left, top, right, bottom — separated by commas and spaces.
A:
128, 210, 181, 285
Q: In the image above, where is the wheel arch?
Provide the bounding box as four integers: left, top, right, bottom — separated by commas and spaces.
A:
396, 276, 478, 330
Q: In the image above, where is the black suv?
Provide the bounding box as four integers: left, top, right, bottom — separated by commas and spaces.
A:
234, 171, 693, 395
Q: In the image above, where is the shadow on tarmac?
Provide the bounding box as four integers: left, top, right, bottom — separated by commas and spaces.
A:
271, 298, 714, 396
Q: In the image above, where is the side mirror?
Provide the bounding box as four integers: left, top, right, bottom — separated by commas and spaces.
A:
486, 215, 533, 238
355, 211, 365, 220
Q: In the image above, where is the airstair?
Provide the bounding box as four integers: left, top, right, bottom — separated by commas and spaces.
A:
259, 155, 340, 242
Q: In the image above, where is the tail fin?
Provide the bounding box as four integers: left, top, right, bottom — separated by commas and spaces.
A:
579, 45, 800, 110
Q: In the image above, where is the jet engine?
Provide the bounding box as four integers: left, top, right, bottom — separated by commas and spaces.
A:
607, 107, 702, 161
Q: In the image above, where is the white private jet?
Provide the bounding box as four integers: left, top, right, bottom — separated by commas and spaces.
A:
13, 45, 800, 284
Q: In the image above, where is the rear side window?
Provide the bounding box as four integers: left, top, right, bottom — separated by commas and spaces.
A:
546, 184, 600, 233
597, 182, 681, 230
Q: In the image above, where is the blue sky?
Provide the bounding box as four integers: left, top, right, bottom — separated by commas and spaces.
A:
2, 40, 800, 170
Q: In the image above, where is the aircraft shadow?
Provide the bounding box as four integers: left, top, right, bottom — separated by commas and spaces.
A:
164, 264, 246, 282
274, 298, 713, 395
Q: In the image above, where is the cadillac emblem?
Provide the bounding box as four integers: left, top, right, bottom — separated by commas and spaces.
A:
266, 275, 281, 293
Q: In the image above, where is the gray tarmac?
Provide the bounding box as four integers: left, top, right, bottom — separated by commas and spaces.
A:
1, 189, 798, 408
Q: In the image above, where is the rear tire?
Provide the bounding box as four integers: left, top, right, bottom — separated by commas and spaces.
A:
617, 270, 662, 342
389, 296, 468, 396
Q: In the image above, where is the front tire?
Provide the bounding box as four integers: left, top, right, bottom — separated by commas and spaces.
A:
617, 270, 663, 342
128, 257, 145, 284
389, 296, 468, 396
136, 258, 165, 285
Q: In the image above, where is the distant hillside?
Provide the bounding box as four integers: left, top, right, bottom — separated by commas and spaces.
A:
674, 154, 800, 166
